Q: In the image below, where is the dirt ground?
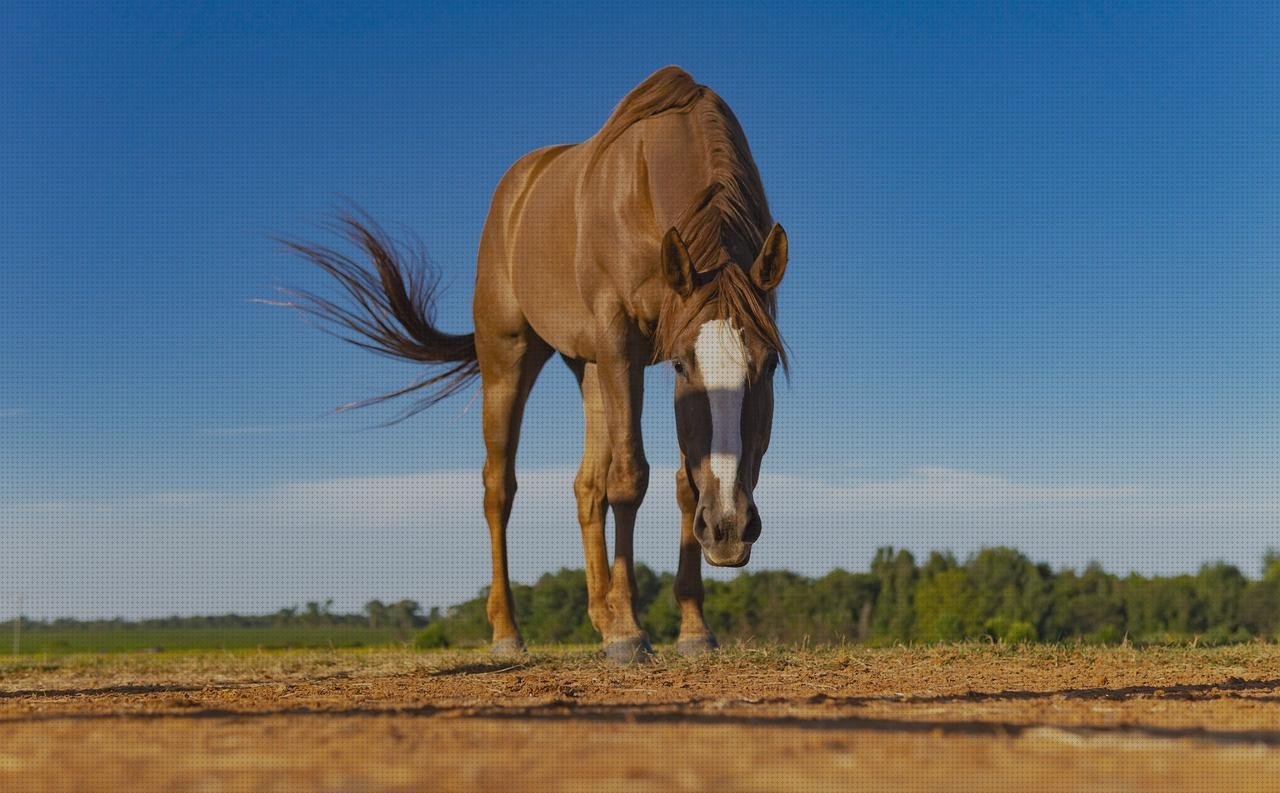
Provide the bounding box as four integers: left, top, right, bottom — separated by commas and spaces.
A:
3, 643, 1280, 791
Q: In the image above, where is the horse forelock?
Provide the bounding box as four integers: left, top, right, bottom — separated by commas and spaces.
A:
653, 264, 787, 376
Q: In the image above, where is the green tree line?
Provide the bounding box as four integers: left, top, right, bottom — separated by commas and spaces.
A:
414, 547, 1280, 648
10, 548, 1280, 650
8, 598, 431, 642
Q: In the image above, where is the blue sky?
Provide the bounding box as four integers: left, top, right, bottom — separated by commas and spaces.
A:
2, 2, 1277, 617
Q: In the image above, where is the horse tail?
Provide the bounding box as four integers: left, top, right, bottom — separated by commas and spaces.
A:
269, 212, 480, 420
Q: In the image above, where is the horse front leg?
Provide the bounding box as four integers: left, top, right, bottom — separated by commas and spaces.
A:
596, 342, 653, 664
675, 461, 718, 655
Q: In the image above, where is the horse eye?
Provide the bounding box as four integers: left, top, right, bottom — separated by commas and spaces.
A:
672, 359, 686, 376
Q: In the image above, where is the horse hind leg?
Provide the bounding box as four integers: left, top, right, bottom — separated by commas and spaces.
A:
566, 359, 614, 638
477, 328, 552, 654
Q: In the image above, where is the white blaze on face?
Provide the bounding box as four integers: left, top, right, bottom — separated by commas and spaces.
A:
694, 319, 748, 519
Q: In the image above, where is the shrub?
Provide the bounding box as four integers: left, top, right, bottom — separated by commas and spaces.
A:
413, 623, 450, 649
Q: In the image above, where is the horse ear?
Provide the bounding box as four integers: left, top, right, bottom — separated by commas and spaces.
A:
661, 227, 695, 297
750, 224, 788, 292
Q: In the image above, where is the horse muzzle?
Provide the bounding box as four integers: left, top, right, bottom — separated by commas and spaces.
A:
693, 501, 761, 568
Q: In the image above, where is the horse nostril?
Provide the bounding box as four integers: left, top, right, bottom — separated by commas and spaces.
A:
693, 506, 707, 540
743, 505, 761, 543
712, 520, 725, 543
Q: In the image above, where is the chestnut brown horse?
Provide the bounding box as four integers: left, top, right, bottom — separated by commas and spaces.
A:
278, 67, 788, 662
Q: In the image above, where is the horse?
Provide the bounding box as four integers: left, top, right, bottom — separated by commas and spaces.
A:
276, 66, 788, 662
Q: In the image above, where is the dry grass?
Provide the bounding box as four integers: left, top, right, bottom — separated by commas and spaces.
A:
3, 643, 1279, 791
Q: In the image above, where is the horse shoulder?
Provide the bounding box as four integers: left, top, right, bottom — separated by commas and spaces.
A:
573, 124, 694, 333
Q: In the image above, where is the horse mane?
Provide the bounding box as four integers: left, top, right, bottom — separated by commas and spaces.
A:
589, 66, 706, 165
589, 67, 772, 272
595, 68, 784, 372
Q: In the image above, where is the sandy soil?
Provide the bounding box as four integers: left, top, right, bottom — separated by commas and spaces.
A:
2, 643, 1280, 791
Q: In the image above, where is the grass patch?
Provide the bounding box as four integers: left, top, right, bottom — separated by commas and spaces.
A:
7, 625, 399, 655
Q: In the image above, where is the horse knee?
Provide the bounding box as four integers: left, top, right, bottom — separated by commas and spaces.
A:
574, 470, 606, 524
606, 457, 649, 510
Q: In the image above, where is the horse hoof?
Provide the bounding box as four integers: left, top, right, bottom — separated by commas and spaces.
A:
604, 637, 654, 665
676, 635, 719, 656
490, 637, 526, 655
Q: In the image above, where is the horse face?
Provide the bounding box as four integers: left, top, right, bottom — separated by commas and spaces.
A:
671, 316, 779, 567
660, 223, 788, 567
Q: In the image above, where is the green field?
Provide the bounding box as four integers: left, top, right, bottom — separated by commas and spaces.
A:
7, 625, 399, 654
